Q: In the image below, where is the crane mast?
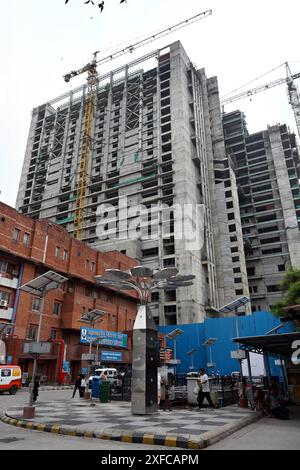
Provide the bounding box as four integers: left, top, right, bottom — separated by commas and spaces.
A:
286, 63, 300, 142
64, 10, 213, 240
221, 63, 300, 142
73, 54, 98, 240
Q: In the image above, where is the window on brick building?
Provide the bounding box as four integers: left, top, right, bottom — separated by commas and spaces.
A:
63, 250, 68, 261
28, 324, 37, 340
55, 246, 61, 258
106, 292, 114, 304
53, 301, 62, 315
50, 329, 58, 340
0, 261, 17, 276
0, 290, 11, 305
86, 259, 89, 270
85, 286, 94, 297
91, 261, 95, 272
13, 228, 21, 242
67, 281, 74, 293
32, 297, 41, 311
23, 233, 30, 246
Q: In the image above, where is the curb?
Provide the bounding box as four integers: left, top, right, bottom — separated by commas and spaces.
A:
0, 408, 260, 449
20, 387, 73, 391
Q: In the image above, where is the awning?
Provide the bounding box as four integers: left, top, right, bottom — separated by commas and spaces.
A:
233, 332, 300, 359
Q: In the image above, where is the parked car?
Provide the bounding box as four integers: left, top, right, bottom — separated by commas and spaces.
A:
0, 365, 22, 395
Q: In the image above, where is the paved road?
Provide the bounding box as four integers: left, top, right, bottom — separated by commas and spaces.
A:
0, 390, 175, 450
207, 406, 300, 450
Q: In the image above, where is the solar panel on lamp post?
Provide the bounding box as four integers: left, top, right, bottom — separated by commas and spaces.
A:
219, 296, 250, 403
18, 271, 68, 418
187, 347, 198, 371
202, 338, 218, 370
95, 267, 194, 415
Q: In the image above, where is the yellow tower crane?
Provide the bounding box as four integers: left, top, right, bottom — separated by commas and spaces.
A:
63, 9, 213, 240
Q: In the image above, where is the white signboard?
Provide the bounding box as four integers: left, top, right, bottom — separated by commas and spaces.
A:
23, 342, 51, 354
242, 351, 266, 377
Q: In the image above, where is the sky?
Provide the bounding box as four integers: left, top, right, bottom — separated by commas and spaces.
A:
0, 0, 300, 207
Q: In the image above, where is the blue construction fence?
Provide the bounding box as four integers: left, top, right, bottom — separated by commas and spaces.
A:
158, 311, 295, 377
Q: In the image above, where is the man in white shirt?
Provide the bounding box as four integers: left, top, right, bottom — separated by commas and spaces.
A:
157, 372, 162, 407
197, 368, 216, 410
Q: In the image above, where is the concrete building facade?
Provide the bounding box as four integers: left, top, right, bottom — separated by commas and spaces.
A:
223, 110, 300, 311
16, 42, 250, 324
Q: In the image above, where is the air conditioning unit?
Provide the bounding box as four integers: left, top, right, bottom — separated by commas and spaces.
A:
0, 300, 8, 308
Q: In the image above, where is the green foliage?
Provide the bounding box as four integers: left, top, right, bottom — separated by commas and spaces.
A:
280, 268, 300, 292
272, 268, 300, 317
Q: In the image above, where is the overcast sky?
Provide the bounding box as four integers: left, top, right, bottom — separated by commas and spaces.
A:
1, 0, 299, 207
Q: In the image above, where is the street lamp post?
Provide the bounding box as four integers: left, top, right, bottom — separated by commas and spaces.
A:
220, 296, 250, 404
166, 328, 184, 377
79, 309, 106, 399
202, 337, 218, 371
187, 347, 198, 371
18, 271, 68, 418
95, 266, 194, 415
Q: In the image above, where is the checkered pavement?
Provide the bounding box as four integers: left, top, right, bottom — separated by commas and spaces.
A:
7, 398, 254, 438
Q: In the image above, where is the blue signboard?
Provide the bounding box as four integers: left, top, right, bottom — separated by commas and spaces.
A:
101, 350, 123, 362
63, 361, 70, 373
6, 355, 13, 365
81, 367, 88, 375
80, 327, 127, 348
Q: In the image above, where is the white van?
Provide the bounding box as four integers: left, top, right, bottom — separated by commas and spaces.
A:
88, 368, 118, 388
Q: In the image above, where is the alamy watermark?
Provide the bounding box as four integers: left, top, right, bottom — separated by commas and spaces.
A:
95, 196, 205, 251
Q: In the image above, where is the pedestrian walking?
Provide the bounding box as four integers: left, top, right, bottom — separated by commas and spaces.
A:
197, 368, 216, 410
32, 376, 40, 403
163, 379, 171, 412
72, 374, 82, 398
80, 375, 87, 397
157, 371, 162, 407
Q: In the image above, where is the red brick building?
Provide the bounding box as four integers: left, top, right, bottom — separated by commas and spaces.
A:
0, 202, 138, 382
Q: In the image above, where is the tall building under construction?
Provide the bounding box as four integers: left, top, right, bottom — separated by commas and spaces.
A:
16, 41, 251, 325
223, 110, 300, 312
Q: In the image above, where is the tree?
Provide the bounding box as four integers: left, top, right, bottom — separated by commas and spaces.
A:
272, 268, 300, 317
65, 0, 127, 13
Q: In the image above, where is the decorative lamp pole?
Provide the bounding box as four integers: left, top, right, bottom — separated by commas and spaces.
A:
18, 271, 68, 418
95, 266, 194, 415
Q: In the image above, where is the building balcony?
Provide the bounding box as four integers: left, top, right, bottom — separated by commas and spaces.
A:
0, 275, 18, 289
0, 307, 13, 321
250, 293, 266, 300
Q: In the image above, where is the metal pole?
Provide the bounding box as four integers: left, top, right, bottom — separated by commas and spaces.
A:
239, 359, 245, 399
280, 359, 289, 399
264, 354, 271, 388
246, 350, 254, 403
174, 338, 177, 378
29, 289, 46, 407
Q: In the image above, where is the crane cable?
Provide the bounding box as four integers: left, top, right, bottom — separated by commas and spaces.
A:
221, 62, 287, 99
